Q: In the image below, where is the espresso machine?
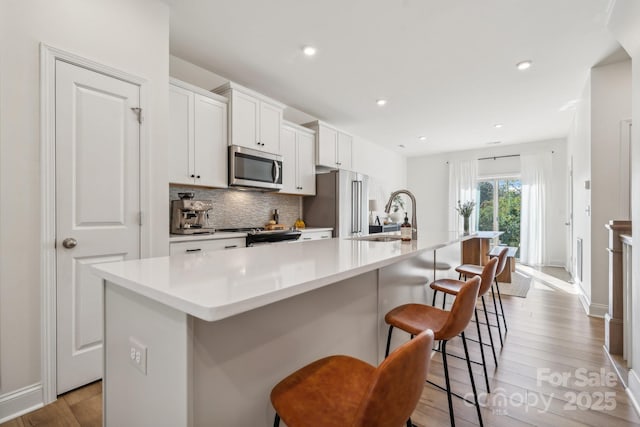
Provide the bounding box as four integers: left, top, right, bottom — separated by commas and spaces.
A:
170, 193, 215, 235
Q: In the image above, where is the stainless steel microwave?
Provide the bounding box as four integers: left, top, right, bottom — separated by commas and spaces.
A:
228, 145, 283, 190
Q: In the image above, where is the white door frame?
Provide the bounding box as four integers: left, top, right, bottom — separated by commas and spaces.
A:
40, 44, 151, 404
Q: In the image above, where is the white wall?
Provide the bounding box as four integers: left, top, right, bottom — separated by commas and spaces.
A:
407, 139, 567, 266
590, 60, 632, 313
352, 135, 407, 213
607, 0, 640, 413
0, 0, 169, 419
567, 58, 632, 316
567, 79, 592, 300
169, 55, 407, 212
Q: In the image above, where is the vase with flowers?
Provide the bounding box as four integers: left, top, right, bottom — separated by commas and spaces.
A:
390, 194, 406, 223
456, 200, 475, 235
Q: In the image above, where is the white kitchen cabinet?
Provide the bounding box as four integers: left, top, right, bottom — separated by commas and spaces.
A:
169, 237, 245, 255
169, 79, 228, 187
303, 120, 353, 170
281, 122, 316, 195
213, 82, 285, 154
298, 229, 332, 242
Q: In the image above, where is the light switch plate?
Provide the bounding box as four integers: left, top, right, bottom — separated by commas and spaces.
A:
129, 337, 147, 375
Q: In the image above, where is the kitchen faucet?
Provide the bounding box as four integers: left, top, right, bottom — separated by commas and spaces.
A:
384, 190, 417, 240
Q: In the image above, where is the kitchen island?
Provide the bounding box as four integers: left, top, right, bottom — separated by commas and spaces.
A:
93, 232, 475, 426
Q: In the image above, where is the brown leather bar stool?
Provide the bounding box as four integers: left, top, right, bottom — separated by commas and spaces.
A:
430, 256, 499, 393
456, 246, 509, 345
271, 329, 434, 427
385, 277, 483, 427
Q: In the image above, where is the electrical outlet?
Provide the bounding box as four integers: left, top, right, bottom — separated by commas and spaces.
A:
128, 337, 147, 375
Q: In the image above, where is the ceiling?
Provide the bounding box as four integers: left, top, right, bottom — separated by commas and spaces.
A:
163, 0, 622, 156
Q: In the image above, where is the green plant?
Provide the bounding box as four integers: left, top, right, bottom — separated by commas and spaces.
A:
456, 200, 475, 217
392, 194, 405, 212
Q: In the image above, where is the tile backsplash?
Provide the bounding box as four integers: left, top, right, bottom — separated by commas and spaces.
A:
170, 186, 302, 230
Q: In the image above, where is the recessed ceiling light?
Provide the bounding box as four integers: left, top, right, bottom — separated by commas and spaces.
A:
376, 99, 387, 106
516, 60, 532, 71
493, 124, 504, 129
418, 136, 427, 141
302, 46, 317, 56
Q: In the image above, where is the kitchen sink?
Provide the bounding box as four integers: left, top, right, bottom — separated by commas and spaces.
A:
351, 235, 403, 242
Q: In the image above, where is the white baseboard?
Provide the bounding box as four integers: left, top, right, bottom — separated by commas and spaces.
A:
578, 290, 590, 315
588, 302, 608, 318
575, 286, 607, 318
0, 383, 44, 423
628, 369, 640, 417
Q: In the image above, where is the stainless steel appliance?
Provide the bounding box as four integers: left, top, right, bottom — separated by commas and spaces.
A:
303, 170, 369, 237
170, 194, 215, 235
229, 145, 283, 190
217, 227, 302, 246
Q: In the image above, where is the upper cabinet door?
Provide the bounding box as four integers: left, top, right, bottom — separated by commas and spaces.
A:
259, 101, 282, 154
317, 124, 338, 168
194, 94, 227, 188
214, 83, 285, 154
337, 132, 353, 170
297, 130, 316, 195
231, 91, 260, 149
280, 125, 297, 193
169, 80, 229, 188
169, 85, 195, 185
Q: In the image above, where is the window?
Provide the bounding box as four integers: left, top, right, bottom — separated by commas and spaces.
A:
477, 178, 521, 256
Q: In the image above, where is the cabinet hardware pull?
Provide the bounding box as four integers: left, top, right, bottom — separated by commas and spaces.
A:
186, 248, 201, 253
224, 245, 238, 249
196, 175, 201, 179
321, 236, 329, 238
303, 237, 312, 240
190, 174, 195, 178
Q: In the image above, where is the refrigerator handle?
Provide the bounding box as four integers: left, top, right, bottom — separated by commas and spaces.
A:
352, 181, 358, 234
357, 180, 363, 233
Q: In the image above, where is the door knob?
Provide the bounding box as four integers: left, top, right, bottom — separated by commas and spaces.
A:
62, 238, 77, 249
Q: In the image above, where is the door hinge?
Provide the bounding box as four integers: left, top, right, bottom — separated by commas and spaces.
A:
139, 211, 143, 226
131, 107, 143, 124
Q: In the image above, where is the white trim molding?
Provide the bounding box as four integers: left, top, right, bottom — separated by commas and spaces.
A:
576, 285, 608, 318
628, 369, 640, 416
40, 43, 150, 404
0, 384, 44, 424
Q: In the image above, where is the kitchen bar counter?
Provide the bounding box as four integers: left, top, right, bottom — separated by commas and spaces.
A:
93, 231, 477, 426
95, 231, 473, 322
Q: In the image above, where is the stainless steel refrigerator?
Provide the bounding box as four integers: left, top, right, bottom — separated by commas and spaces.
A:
303, 170, 369, 237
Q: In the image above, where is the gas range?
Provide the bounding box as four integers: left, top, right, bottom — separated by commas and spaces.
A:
217, 227, 302, 246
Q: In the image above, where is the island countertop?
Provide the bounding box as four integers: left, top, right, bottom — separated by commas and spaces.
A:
93, 231, 492, 322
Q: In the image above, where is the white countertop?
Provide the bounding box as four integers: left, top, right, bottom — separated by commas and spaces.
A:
168, 228, 332, 243
169, 232, 247, 242
94, 231, 477, 322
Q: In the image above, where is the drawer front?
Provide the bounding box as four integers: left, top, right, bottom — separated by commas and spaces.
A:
170, 238, 245, 255
299, 231, 332, 242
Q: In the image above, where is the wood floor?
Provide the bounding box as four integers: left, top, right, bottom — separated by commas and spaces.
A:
410, 267, 640, 427
2, 267, 639, 426
2, 380, 101, 427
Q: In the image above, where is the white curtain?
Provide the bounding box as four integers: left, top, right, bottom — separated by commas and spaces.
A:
520, 152, 552, 266
448, 159, 478, 234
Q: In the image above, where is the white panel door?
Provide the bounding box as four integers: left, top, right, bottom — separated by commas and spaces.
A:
231, 91, 259, 149
259, 101, 282, 154
337, 131, 353, 170
280, 126, 297, 193
317, 124, 338, 167
56, 60, 141, 394
193, 94, 227, 187
169, 84, 195, 185
297, 131, 316, 195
